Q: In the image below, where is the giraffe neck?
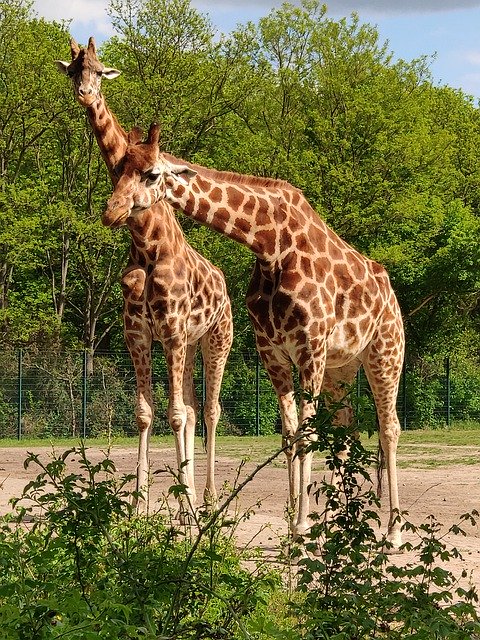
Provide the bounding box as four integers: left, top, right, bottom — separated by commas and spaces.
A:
86, 95, 128, 185
164, 166, 298, 263
127, 202, 187, 261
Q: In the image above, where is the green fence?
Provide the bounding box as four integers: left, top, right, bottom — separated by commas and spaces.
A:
0, 348, 478, 440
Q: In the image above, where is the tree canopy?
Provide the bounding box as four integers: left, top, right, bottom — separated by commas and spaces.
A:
0, 0, 479, 375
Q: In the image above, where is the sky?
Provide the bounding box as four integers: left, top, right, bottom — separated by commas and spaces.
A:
33, 0, 480, 102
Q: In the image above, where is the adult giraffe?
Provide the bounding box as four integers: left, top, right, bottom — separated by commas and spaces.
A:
56, 40, 233, 513
104, 123, 405, 547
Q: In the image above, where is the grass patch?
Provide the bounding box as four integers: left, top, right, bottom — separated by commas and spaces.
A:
0, 429, 478, 470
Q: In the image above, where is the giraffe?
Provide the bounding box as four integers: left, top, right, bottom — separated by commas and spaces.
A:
56, 40, 233, 513
104, 123, 405, 548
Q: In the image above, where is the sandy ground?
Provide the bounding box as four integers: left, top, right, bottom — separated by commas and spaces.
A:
0, 442, 479, 595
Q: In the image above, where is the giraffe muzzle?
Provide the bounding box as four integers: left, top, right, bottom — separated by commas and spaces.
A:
102, 200, 130, 228
76, 91, 96, 107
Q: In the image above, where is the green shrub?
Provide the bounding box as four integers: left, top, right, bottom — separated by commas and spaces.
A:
288, 390, 480, 639
0, 446, 281, 639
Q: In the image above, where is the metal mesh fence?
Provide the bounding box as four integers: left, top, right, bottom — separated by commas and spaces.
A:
0, 348, 478, 440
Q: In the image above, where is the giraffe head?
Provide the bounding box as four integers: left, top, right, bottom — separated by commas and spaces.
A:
56, 37, 121, 107
104, 123, 196, 228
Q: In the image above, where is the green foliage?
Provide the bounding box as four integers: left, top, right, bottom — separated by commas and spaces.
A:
1, 0, 480, 430
287, 391, 480, 638
0, 397, 480, 638
219, 352, 279, 435
0, 445, 280, 639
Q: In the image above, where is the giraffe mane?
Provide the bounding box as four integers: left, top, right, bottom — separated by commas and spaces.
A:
162, 153, 300, 193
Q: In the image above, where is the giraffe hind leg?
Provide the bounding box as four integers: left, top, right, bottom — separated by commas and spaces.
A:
363, 343, 404, 550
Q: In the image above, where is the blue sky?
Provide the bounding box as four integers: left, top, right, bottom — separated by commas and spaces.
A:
34, 0, 480, 101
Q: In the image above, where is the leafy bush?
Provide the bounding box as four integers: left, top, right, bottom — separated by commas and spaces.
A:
0, 392, 479, 639
0, 446, 281, 639
288, 390, 480, 639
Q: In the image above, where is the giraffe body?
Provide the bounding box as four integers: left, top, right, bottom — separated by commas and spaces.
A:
57, 40, 233, 512
105, 123, 405, 548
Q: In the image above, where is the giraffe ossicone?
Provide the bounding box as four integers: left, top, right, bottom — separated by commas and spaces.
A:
106, 122, 405, 549
57, 41, 233, 518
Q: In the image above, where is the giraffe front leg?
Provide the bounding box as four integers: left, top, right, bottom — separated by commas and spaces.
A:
256, 347, 299, 531
165, 334, 197, 522
293, 352, 329, 540
278, 391, 300, 524
128, 335, 154, 508
122, 269, 154, 509
294, 395, 318, 538
320, 365, 361, 522
182, 343, 199, 507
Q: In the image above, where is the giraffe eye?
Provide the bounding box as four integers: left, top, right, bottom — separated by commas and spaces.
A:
144, 171, 160, 185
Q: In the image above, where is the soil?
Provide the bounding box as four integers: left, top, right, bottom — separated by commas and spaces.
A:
0, 442, 479, 594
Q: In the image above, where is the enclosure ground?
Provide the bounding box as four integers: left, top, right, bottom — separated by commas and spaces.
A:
0, 439, 479, 592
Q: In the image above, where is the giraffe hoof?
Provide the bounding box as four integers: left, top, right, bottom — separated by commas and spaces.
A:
291, 522, 309, 540
382, 541, 404, 555
176, 504, 196, 526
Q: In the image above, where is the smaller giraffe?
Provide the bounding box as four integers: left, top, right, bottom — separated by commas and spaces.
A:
104, 123, 405, 548
56, 40, 234, 515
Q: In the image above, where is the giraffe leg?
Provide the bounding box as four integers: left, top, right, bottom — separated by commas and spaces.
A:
320, 365, 361, 525
122, 268, 154, 508
130, 336, 154, 505
292, 352, 330, 539
293, 362, 359, 539
200, 313, 232, 508
363, 329, 404, 550
294, 393, 319, 538
280, 391, 300, 514
182, 343, 199, 505
256, 348, 299, 525
164, 334, 196, 518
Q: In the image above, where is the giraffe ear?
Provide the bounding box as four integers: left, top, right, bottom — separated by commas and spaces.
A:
55, 60, 70, 75
70, 38, 80, 59
127, 127, 144, 144
102, 67, 121, 80
167, 162, 197, 186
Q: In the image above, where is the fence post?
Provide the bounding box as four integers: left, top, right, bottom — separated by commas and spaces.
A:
82, 350, 87, 438
402, 359, 407, 430
255, 352, 260, 436
17, 348, 23, 440
445, 356, 451, 427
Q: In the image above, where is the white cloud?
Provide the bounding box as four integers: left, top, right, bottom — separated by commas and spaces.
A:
34, 0, 108, 23
33, 0, 113, 38
464, 50, 480, 66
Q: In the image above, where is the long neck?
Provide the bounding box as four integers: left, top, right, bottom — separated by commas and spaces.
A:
86, 94, 128, 185
127, 202, 188, 264
166, 169, 292, 262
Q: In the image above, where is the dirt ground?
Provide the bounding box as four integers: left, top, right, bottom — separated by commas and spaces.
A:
0, 442, 479, 594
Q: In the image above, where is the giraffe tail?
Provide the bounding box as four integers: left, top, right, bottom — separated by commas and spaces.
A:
376, 443, 385, 498
202, 419, 208, 453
